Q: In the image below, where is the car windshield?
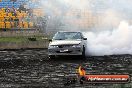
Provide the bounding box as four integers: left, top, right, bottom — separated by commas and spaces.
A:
53, 32, 82, 40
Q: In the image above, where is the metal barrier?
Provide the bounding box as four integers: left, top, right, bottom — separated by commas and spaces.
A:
0, 28, 43, 37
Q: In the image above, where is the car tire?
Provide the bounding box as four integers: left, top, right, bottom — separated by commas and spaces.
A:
82, 46, 86, 59
49, 55, 55, 59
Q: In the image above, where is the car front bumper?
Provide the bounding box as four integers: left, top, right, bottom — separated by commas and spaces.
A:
48, 47, 83, 56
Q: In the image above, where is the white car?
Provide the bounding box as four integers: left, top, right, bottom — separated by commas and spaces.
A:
48, 31, 87, 59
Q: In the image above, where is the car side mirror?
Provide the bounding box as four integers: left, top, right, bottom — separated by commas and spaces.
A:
49, 39, 52, 42
83, 38, 87, 40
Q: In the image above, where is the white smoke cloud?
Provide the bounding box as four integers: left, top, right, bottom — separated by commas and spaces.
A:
39, 0, 132, 56
84, 21, 132, 56
62, 0, 90, 10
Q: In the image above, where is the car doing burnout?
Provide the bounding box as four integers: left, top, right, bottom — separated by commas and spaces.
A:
48, 31, 87, 59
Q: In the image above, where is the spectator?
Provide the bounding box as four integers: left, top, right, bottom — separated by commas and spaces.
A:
18, 5, 27, 12
14, 16, 19, 27
5, 6, 10, 13
10, 6, 17, 16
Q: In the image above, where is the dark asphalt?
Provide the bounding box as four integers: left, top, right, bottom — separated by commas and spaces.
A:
0, 49, 131, 88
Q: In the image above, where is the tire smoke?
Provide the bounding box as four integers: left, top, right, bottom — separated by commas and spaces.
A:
40, 0, 132, 56
84, 21, 132, 56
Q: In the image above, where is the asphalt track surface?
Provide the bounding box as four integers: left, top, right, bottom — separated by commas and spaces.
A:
0, 49, 131, 88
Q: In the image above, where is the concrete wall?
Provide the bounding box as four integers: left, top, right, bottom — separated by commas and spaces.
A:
0, 28, 43, 37
0, 41, 49, 49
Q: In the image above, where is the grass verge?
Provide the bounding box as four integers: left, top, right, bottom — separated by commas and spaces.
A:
0, 36, 49, 43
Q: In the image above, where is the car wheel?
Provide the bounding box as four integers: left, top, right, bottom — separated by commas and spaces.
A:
82, 46, 86, 59
49, 55, 55, 59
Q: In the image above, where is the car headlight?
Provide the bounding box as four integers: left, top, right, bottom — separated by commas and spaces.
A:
72, 45, 81, 48
49, 45, 58, 48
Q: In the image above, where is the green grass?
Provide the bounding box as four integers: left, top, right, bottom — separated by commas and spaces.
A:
0, 36, 49, 43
